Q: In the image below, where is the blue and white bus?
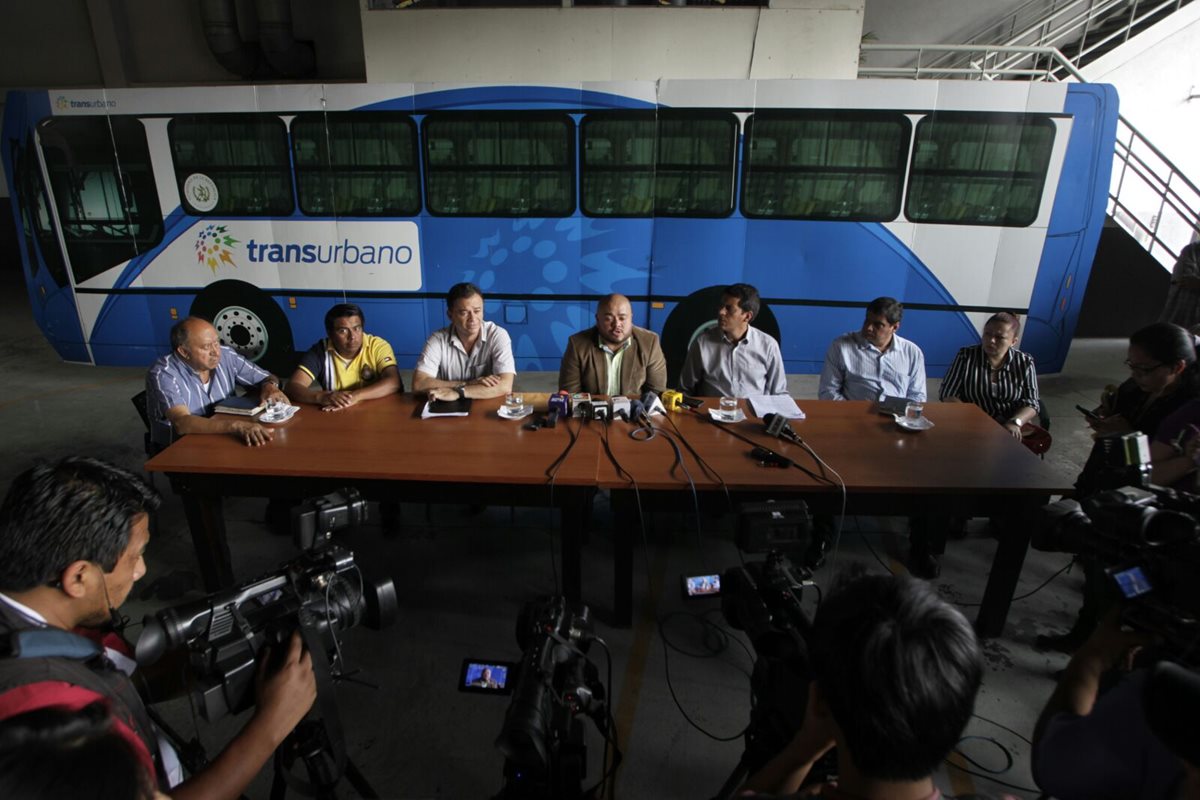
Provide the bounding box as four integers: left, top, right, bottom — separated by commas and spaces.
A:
2, 79, 1117, 380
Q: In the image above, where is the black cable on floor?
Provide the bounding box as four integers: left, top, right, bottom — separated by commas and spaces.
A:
970, 712, 1033, 746
656, 610, 753, 742
852, 516, 897, 576
953, 558, 1074, 607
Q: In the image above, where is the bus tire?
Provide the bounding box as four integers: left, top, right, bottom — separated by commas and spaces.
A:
190, 280, 296, 377
661, 285, 781, 389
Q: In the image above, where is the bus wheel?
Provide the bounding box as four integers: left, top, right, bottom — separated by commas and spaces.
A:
660, 285, 781, 388
190, 280, 295, 377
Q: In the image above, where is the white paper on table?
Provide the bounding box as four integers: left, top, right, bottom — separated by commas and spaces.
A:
420, 401, 470, 419
747, 395, 805, 419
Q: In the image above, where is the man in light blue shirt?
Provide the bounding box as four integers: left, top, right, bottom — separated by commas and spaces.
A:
818, 297, 926, 402
679, 283, 788, 398
812, 298, 939, 579
146, 317, 288, 449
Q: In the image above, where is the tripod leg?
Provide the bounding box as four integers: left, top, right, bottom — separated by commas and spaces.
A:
341, 757, 380, 799
711, 754, 751, 800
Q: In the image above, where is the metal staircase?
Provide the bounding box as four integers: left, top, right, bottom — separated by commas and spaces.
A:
917, 0, 1194, 80
859, 0, 1200, 268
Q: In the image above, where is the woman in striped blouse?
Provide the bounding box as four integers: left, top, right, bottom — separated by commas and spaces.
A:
939, 312, 1040, 440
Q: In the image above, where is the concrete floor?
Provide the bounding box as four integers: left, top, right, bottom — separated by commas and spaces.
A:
0, 267, 1126, 800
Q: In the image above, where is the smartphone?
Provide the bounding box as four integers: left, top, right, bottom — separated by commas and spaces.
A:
1107, 565, 1153, 599
1076, 404, 1101, 421
458, 659, 516, 695
681, 396, 705, 409
682, 573, 721, 598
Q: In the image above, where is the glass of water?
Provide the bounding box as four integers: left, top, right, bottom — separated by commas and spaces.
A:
719, 397, 739, 422
904, 402, 924, 422
505, 393, 525, 415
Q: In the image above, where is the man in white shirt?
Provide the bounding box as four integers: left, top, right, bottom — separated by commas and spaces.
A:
413, 283, 517, 402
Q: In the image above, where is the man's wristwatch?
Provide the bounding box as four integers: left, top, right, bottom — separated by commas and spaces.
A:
454, 383, 467, 400
1008, 417, 1024, 428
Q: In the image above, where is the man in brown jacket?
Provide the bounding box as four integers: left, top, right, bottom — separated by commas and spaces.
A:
559, 293, 667, 396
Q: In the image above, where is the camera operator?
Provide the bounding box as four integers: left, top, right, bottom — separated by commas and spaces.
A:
0, 457, 317, 800
738, 573, 984, 799
1032, 611, 1191, 800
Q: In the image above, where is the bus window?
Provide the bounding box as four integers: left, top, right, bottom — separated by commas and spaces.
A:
38, 117, 163, 283
580, 112, 736, 218
655, 114, 736, 217
741, 112, 909, 221
905, 113, 1055, 226
13, 134, 67, 287
169, 114, 293, 216
581, 115, 655, 217
423, 114, 573, 217
292, 112, 420, 217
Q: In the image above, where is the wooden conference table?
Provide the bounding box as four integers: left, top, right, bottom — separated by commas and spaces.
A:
596, 400, 1074, 636
146, 395, 1072, 637
144, 393, 600, 603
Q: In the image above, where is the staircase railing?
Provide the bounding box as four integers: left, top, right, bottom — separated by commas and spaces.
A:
913, 0, 1190, 79
859, 43, 1200, 267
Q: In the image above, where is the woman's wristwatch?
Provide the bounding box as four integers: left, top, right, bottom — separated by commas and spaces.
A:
1007, 417, 1024, 428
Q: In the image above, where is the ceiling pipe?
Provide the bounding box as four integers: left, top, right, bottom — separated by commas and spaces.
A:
198, 0, 265, 79
255, 0, 315, 79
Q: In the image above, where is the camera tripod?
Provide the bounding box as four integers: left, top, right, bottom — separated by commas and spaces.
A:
270, 718, 378, 799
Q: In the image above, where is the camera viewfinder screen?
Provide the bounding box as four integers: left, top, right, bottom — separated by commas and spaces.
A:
1112, 566, 1153, 598
685, 574, 721, 597
464, 662, 508, 691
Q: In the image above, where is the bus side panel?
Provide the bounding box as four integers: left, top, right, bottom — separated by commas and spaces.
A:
3, 91, 91, 362
740, 220, 975, 374
1024, 83, 1119, 373
312, 296, 427, 371
418, 216, 620, 371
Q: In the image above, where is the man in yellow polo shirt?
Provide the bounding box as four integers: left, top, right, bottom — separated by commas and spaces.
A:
286, 303, 402, 411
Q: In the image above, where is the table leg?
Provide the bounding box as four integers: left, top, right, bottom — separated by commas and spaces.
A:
611, 490, 635, 627
975, 505, 1037, 638
178, 488, 233, 591
559, 488, 590, 606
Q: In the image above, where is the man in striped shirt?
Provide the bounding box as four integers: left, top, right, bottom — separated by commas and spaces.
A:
818, 297, 926, 403
146, 317, 287, 448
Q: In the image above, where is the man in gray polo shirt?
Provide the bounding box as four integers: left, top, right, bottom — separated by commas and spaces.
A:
679, 283, 787, 398
146, 317, 287, 448
414, 283, 516, 402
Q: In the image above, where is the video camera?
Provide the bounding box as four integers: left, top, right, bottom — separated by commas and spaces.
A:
493, 596, 612, 799
715, 501, 817, 792
1038, 433, 1200, 662
135, 489, 398, 720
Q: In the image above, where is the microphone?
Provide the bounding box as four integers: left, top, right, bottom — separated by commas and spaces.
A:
641, 391, 666, 417
764, 413, 802, 444
628, 399, 646, 422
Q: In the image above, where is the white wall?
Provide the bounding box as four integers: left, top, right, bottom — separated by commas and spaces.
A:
1082, 3, 1200, 259
862, 0, 1028, 44
361, 2, 865, 82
